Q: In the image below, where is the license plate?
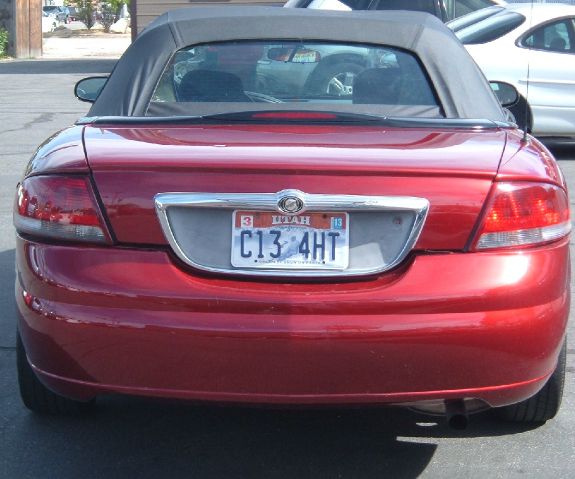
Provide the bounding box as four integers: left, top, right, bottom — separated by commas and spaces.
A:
231, 211, 349, 270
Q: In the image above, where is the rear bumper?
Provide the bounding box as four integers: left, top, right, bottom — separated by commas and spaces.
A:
16, 236, 570, 407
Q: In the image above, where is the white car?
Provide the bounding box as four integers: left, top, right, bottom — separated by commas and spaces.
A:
42, 11, 58, 33
450, 3, 575, 138
285, 0, 505, 22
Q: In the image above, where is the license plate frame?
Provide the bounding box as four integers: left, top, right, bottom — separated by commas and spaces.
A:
231, 210, 349, 270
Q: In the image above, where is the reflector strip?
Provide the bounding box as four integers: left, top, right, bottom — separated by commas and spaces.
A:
14, 215, 106, 243
476, 221, 571, 249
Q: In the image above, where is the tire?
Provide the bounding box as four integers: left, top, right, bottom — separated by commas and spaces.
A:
307, 62, 364, 97
496, 340, 566, 423
17, 333, 94, 415
508, 93, 533, 134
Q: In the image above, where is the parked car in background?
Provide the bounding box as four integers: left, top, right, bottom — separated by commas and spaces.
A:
67, 6, 80, 22
41, 11, 58, 33
42, 5, 69, 24
282, 0, 506, 97
15, 7, 569, 427
256, 43, 395, 97
450, 3, 575, 138
284, 0, 505, 22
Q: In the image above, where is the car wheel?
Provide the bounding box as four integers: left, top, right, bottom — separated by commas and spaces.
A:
495, 339, 566, 423
17, 333, 94, 415
308, 62, 364, 97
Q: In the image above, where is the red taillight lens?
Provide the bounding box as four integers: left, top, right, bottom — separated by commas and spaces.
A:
14, 176, 110, 244
473, 182, 571, 250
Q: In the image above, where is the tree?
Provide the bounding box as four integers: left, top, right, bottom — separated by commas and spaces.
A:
100, 4, 116, 33
109, 0, 131, 13
76, 0, 95, 30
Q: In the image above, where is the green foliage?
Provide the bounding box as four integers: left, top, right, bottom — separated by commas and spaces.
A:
77, 0, 96, 30
109, 0, 130, 12
100, 4, 116, 33
0, 28, 8, 58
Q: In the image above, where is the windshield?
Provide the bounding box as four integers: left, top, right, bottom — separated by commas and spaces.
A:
148, 40, 441, 119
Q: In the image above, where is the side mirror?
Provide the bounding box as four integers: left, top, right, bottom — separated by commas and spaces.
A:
74, 76, 108, 103
490, 81, 519, 108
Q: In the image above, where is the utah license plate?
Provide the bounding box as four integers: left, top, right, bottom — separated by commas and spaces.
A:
231, 211, 349, 270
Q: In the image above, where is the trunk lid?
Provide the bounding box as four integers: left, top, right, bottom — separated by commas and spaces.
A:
84, 124, 507, 253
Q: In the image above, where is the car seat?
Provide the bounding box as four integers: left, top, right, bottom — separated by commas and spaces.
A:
177, 69, 251, 102
549, 37, 567, 52
352, 68, 402, 104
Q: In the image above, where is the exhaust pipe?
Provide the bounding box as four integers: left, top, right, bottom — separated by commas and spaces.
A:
445, 399, 468, 430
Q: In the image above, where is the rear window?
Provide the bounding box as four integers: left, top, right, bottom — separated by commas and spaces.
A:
448, 5, 503, 32
445, 0, 498, 21
454, 11, 526, 44
367, 0, 437, 14
148, 40, 441, 119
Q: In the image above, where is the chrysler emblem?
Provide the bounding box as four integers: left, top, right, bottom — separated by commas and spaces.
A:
278, 195, 304, 214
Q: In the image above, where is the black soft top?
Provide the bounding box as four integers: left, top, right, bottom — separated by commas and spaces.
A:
88, 6, 506, 121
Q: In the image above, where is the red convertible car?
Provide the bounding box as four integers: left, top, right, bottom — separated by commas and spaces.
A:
14, 7, 569, 427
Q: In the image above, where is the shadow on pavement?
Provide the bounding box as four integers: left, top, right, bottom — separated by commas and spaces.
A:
6, 397, 543, 479
543, 141, 575, 159
0, 249, 16, 349
1, 240, 544, 478
0, 59, 117, 75
549, 146, 575, 160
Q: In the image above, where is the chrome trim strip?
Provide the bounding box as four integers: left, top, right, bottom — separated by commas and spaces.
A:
155, 190, 429, 277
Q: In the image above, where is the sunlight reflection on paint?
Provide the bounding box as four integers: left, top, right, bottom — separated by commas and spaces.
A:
500, 254, 530, 284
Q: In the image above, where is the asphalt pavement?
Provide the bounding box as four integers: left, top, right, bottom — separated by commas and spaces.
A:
0, 58, 574, 479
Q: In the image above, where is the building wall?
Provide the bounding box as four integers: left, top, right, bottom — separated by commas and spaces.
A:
135, 0, 284, 34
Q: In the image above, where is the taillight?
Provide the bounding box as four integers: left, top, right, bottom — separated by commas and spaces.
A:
472, 182, 571, 250
251, 112, 338, 120
14, 175, 110, 244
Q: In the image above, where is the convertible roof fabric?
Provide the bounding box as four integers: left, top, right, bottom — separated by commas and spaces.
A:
88, 6, 506, 121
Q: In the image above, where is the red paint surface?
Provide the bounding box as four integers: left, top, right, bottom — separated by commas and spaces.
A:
15, 123, 570, 407
16, 236, 569, 406
26, 126, 89, 176
84, 125, 513, 248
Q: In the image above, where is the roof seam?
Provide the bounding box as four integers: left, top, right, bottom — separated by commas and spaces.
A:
166, 10, 180, 47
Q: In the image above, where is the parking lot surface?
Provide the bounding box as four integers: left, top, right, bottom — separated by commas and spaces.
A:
0, 59, 574, 479
42, 26, 130, 59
